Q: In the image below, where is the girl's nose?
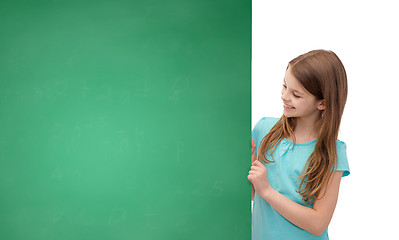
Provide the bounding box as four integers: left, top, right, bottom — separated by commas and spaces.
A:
281, 91, 288, 102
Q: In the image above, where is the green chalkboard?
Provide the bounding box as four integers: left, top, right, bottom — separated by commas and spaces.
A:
0, 0, 251, 239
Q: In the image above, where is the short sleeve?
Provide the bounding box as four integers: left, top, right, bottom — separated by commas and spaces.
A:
252, 117, 266, 156
252, 117, 279, 156
335, 140, 350, 177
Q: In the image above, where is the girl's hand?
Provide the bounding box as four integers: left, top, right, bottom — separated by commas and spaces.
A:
248, 160, 271, 197
252, 138, 257, 163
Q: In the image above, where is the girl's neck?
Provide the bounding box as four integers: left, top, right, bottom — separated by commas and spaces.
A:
290, 117, 319, 143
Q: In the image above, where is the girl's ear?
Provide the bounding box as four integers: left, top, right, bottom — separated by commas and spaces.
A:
317, 100, 326, 111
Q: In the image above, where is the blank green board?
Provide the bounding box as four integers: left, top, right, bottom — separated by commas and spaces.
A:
0, 0, 251, 239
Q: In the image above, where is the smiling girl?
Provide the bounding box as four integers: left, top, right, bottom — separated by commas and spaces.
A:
248, 50, 350, 239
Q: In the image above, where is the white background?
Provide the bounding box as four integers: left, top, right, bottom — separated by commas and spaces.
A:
252, 0, 399, 238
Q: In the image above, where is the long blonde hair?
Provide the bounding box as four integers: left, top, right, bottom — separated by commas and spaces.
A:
258, 50, 348, 204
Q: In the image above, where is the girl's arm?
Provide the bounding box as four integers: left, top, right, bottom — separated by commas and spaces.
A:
248, 161, 343, 236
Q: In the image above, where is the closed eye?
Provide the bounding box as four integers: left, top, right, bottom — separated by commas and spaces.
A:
283, 81, 301, 98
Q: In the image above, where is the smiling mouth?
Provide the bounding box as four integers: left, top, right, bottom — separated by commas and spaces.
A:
283, 104, 295, 109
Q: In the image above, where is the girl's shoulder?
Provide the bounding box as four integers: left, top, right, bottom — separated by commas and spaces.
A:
252, 117, 279, 143
252, 117, 280, 155
336, 139, 347, 149
254, 117, 279, 131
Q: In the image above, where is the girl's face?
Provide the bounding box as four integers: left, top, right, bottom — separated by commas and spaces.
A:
281, 67, 325, 121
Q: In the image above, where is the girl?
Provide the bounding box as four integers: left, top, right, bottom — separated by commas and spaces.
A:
248, 50, 350, 240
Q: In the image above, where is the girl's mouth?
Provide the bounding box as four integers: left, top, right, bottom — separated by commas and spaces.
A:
283, 104, 295, 110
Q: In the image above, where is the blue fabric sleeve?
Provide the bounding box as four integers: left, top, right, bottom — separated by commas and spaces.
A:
252, 117, 266, 156
252, 117, 279, 156
335, 140, 350, 177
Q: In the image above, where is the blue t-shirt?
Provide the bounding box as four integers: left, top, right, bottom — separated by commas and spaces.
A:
251, 117, 350, 240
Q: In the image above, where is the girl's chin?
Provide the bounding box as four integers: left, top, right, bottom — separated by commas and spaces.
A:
283, 112, 292, 118
283, 109, 295, 115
